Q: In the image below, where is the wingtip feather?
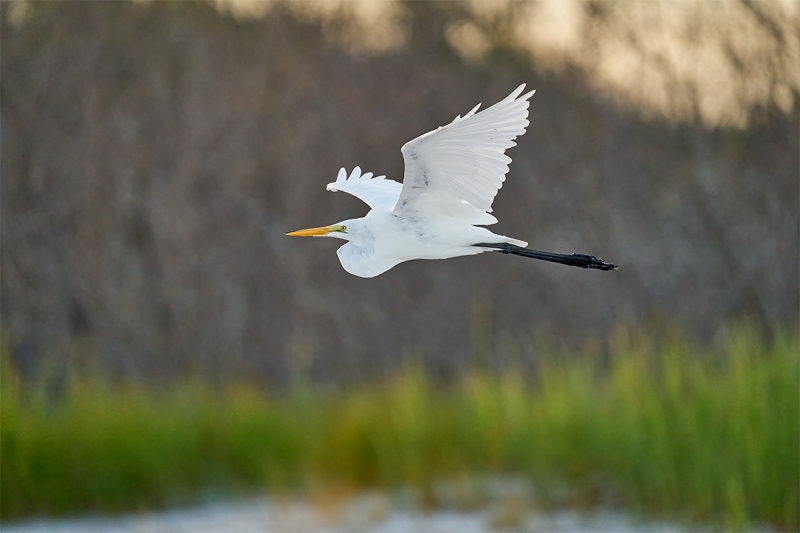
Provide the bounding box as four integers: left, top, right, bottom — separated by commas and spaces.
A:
333, 166, 388, 186
464, 103, 481, 119
506, 84, 526, 101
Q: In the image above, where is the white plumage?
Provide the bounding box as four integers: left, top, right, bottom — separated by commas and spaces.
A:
326, 167, 400, 210
287, 85, 617, 277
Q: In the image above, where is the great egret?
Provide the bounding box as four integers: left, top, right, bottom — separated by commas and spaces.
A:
287, 85, 617, 278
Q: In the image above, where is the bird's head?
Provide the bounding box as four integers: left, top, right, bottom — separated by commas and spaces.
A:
285, 219, 358, 241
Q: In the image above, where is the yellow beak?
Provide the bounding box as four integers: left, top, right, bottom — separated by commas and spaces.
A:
285, 225, 334, 237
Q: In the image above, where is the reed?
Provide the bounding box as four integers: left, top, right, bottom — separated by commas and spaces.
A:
2, 324, 796, 529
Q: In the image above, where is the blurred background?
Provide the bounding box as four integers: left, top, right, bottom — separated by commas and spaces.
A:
2, 1, 799, 529
2, 0, 798, 385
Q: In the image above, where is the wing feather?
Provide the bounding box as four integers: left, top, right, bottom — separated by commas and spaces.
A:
396, 85, 535, 220
326, 166, 402, 210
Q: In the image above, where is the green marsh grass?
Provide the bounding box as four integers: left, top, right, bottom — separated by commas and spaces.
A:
2, 325, 798, 529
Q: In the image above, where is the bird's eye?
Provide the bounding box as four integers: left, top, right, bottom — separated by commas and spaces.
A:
340, 225, 347, 232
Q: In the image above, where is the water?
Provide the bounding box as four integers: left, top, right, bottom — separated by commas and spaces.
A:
1, 478, 690, 533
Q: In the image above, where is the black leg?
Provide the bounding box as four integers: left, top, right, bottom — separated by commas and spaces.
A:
474, 243, 618, 271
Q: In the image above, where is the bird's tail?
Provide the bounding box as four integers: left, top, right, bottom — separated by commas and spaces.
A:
475, 243, 618, 271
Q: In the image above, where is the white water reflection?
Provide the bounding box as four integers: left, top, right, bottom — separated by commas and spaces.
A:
3, 479, 691, 533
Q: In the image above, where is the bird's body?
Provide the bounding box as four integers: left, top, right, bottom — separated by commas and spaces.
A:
287, 85, 617, 277
334, 205, 525, 277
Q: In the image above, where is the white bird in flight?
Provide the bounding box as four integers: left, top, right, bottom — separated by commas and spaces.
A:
287, 85, 617, 278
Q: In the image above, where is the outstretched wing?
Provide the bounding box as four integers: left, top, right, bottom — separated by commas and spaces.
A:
396, 84, 535, 221
326, 167, 402, 210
